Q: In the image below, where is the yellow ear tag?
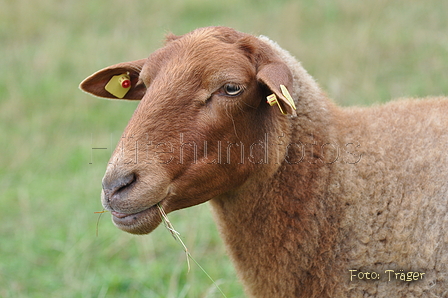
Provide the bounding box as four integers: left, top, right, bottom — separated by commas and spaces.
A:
280, 85, 296, 110
267, 94, 286, 114
105, 73, 131, 98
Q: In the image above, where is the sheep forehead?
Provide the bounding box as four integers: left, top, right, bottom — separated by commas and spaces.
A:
143, 29, 256, 90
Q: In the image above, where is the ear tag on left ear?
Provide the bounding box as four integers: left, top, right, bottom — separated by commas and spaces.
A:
105, 73, 131, 99
280, 85, 296, 110
267, 94, 286, 114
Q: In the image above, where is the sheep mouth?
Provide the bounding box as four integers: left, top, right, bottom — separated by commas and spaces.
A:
111, 207, 153, 221
110, 204, 163, 235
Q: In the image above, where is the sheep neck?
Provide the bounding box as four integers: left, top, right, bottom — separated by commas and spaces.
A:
209, 113, 344, 298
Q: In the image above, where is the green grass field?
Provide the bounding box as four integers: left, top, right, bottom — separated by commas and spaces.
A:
1, 0, 447, 297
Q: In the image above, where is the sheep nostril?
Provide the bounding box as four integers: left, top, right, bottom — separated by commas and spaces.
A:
103, 173, 136, 200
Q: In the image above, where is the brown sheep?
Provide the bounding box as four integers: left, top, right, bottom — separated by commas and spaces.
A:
80, 27, 448, 297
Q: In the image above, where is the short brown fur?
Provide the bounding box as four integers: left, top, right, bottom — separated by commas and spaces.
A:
80, 27, 448, 297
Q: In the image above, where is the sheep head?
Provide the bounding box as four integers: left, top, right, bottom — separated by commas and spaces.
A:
80, 27, 294, 234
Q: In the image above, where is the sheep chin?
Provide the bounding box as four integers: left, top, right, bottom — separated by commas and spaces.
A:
111, 204, 163, 235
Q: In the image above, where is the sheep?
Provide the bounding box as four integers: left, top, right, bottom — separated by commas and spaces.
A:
79, 26, 448, 297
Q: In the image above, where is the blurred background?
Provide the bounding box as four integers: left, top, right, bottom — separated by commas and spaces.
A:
1, 0, 447, 297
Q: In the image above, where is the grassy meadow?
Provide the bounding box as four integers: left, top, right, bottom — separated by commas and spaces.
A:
1, 0, 447, 297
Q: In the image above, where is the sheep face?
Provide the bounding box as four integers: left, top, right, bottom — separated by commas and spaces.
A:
80, 27, 293, 234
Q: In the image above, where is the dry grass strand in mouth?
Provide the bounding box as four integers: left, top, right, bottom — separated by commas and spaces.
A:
157, 203, 228, 298
157, 203, 191, 271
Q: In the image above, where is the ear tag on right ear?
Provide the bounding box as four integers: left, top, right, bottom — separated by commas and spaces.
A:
105, 73, 131, 98
267, 94, 286, 114
280, 85, 296, 110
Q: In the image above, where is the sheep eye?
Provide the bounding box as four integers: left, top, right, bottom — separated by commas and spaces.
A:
223, 84, 244, 96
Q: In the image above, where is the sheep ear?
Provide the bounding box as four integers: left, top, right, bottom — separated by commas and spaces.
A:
257, 62, 297, 116
79, 59, 147, 100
